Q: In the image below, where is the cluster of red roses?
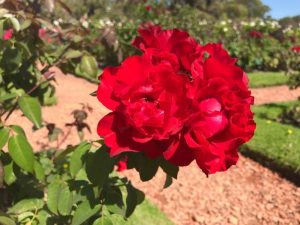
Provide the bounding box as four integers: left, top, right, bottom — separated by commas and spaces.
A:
97, 24, 255, 175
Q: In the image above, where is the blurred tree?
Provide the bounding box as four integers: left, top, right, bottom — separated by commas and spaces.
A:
279, 16, 300, 27
168, 0, 269, 18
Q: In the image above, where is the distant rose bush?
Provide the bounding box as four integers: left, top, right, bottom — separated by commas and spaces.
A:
97, 24, 255, 175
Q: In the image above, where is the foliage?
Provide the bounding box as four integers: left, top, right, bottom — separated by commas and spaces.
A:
47, 2, 300, 73
0, 9, 57, 113
0, 2, 178, 224
280, 105, 300, 127
13, 0, 298, 80
0, 134, 147, 225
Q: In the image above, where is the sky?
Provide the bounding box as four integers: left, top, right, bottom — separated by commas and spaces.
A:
262, 0, 300, 19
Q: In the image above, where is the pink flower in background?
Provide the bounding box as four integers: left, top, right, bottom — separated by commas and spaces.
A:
3, 29, 13, 41
38, 28, 46, 39
38, 28, 52, 43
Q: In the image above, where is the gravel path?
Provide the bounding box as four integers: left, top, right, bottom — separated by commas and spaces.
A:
252, 85, 300, 105
6, 70, 300, 225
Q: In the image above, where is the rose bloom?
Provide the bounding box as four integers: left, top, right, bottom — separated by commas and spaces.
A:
249, 31, 263, 39
2, 29, 13, 41
97, 24, 255, 175
145, 5, 152, 11
38, 28, 47, 39
291, 46, 300, 53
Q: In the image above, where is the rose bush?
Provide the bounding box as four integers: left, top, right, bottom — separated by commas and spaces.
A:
0, 4, 145, 224
97, 24, 256, 175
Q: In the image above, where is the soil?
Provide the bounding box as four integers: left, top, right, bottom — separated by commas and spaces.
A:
5, 69, 300, 225
252, 85, 300, 105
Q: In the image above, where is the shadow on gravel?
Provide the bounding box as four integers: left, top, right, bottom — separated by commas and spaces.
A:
240, 146, 300, 187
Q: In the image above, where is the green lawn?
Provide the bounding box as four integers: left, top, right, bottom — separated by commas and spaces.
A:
240, 101, 300, 178
248, 71, 289, 88
112, 199, 175, 225
252, 101, 300, 120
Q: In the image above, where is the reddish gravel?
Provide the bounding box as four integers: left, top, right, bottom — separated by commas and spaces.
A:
6, 70, 300, 225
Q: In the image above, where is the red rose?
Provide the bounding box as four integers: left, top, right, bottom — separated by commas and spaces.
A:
2, 29, 13, 41
132, 23, 202, 71
98, 49, 191, 159
249, 31, 263, 39
97, 24, 255, 175
145, 5, 152, 11
291, 46, 300, 53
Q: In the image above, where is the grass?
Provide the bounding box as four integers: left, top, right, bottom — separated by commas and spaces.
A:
240, 101, 300, 181
112, 199, 175, 225
252, 101, 300, 120
248, 71, 289, 88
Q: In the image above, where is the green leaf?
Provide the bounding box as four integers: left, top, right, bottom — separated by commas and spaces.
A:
71, 201, 101, 225
20, 19, 32, 30
163, 174, 173, 189
3, 47, 22, 73
125, 182, 138, 218
92, 216, 113, 225
0, 128, 9, 149
18, 96, 42, 128
0, 9, 8, 16
70, 142, 91, 178
80, 55, 98, 78
86, 147, 114, 187
3, 161, 16, 185
89, 91, 97, 96
58, 183, 73, 216
0, 215, 16, 225
64, 49, 82, 59
9, 125, 26, 137
47, 181, 60, 214
36, 210, 50, 225
9, 17, 20, 31
134, 154, 159, 182
8, 199, 44, 214
54, 145, 75, 163
8, 135, 35, 173
0, 20, 3, 39
17, 211, 35, 223
34, 161, 45, 181
0, 93, 18, 103
47, 181, 73, 216
159, 158, 179, 179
